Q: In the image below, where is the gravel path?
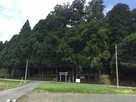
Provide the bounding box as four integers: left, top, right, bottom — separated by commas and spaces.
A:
17, 92, 136, 102
0, 81, 44, 102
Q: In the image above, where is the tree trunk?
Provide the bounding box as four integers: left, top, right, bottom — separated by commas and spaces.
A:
56, 67, 58, 81
11, 67, 15, 78
76, 65, 78, 78
28, 69, 30, 78
88, 73, 90, 80
72, 67, 75, 82
42, 69, 44, 77
94, 73, 98, 80
98, 70, 101, 79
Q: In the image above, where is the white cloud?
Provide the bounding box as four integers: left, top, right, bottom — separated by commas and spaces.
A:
0, 17, 23, 41
0, 0, 26, 42
0, 0, 91, 42
17, 0, 74, 28
0, 0, 75, 42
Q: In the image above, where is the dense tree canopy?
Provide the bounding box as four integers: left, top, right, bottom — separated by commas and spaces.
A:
0, 0, 135, 79
106, 3, 132, 49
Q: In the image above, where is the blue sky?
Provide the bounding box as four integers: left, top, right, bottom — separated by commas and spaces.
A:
104, 0, 136, 14
0, 0, 136, 42
104, 0, 136, 9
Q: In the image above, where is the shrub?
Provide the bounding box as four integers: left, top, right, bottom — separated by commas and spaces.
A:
0, 68, 8, 78
99, 75, 111, 85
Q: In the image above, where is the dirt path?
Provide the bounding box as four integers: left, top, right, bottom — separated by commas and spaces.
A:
17, 92, 136, 102
0, 81, 44, 102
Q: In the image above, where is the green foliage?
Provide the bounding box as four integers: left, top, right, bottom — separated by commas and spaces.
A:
0, 68, 8, 77
34, 82, 136, 94
106, 3, 136, 78
0, 41, 4, 52
0, 79, 29, 90
91, 57, 102, 70
131, 9, 136, 33
119, 33, 136, 68
110, 33, 136, 77
0, 0, 135, 79
107, 3, 131, 48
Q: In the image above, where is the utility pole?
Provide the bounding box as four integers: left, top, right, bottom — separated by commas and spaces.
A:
25, 60, 28, 80
115, 45, 119, 88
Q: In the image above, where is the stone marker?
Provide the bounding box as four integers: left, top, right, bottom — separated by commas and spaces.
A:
6, 99, 11, 102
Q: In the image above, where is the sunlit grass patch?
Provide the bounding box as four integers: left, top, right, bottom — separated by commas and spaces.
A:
0, 79, 30, 91
34, 82, 136, 94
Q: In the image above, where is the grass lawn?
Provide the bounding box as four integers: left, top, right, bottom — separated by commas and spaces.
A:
0, 79, 29, 91
34, 82, 136, 94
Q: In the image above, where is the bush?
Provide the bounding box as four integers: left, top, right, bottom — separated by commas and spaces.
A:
0, 68, 8, 78
99, 75, 111, 85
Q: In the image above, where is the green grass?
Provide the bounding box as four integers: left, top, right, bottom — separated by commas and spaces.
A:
34, 82, 136, 94
0, 79, 29, 91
